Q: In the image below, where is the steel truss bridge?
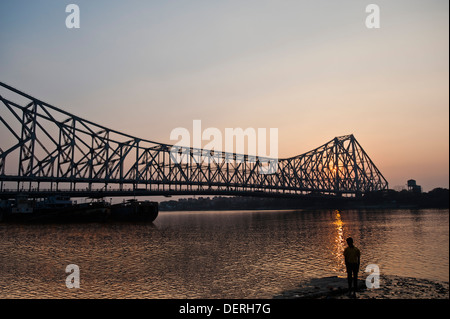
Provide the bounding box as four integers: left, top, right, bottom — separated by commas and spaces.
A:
0, 82, 388, 200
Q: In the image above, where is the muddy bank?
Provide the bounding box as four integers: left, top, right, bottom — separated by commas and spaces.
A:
274, 275, 449, 299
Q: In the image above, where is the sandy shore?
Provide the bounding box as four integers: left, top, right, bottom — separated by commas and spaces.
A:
335, 275, 449, 299
274, 275, 449, 299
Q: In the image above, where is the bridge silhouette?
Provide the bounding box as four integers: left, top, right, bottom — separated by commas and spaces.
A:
0, 82, 388, 200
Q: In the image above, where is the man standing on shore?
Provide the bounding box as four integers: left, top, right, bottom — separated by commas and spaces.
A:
344, 237, 361, 298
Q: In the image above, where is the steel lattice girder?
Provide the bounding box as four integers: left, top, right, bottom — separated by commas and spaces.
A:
0, 82, 388, 197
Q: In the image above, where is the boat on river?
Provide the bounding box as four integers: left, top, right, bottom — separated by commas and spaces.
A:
0, 195, 158, 223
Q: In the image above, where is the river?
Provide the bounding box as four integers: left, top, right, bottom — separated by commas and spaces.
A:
0, 208, 448, 298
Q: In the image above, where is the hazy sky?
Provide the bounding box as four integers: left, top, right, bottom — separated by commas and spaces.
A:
0, 0, 448, 191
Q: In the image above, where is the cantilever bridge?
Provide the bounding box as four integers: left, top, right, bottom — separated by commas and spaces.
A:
0, 82, 388, 200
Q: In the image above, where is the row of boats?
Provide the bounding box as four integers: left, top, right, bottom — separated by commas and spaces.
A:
0, 194, 158, 223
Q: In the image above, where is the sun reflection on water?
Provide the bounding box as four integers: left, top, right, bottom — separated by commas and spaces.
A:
332, 210, 346, 273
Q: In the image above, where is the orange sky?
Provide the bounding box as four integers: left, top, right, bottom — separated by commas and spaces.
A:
1, 1, 448, 191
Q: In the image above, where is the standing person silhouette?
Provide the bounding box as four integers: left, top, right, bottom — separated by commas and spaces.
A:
343, 237, 360, 297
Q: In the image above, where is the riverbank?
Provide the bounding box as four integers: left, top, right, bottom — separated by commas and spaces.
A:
336, 275, 449, 299
274, 275, 449, 299
159, 189, 449, 211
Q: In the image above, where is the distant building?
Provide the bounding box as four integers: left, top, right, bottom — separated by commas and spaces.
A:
407, 179, 422, 193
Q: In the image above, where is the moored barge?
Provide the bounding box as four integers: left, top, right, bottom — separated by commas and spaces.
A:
0, 195, 158, 223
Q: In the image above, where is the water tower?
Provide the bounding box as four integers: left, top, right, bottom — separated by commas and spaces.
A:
407, 179, 422, 193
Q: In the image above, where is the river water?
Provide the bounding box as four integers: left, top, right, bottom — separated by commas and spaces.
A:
0, 208, 448, 298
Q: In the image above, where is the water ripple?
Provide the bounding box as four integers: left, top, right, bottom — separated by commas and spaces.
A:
0, 209, 448, 298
